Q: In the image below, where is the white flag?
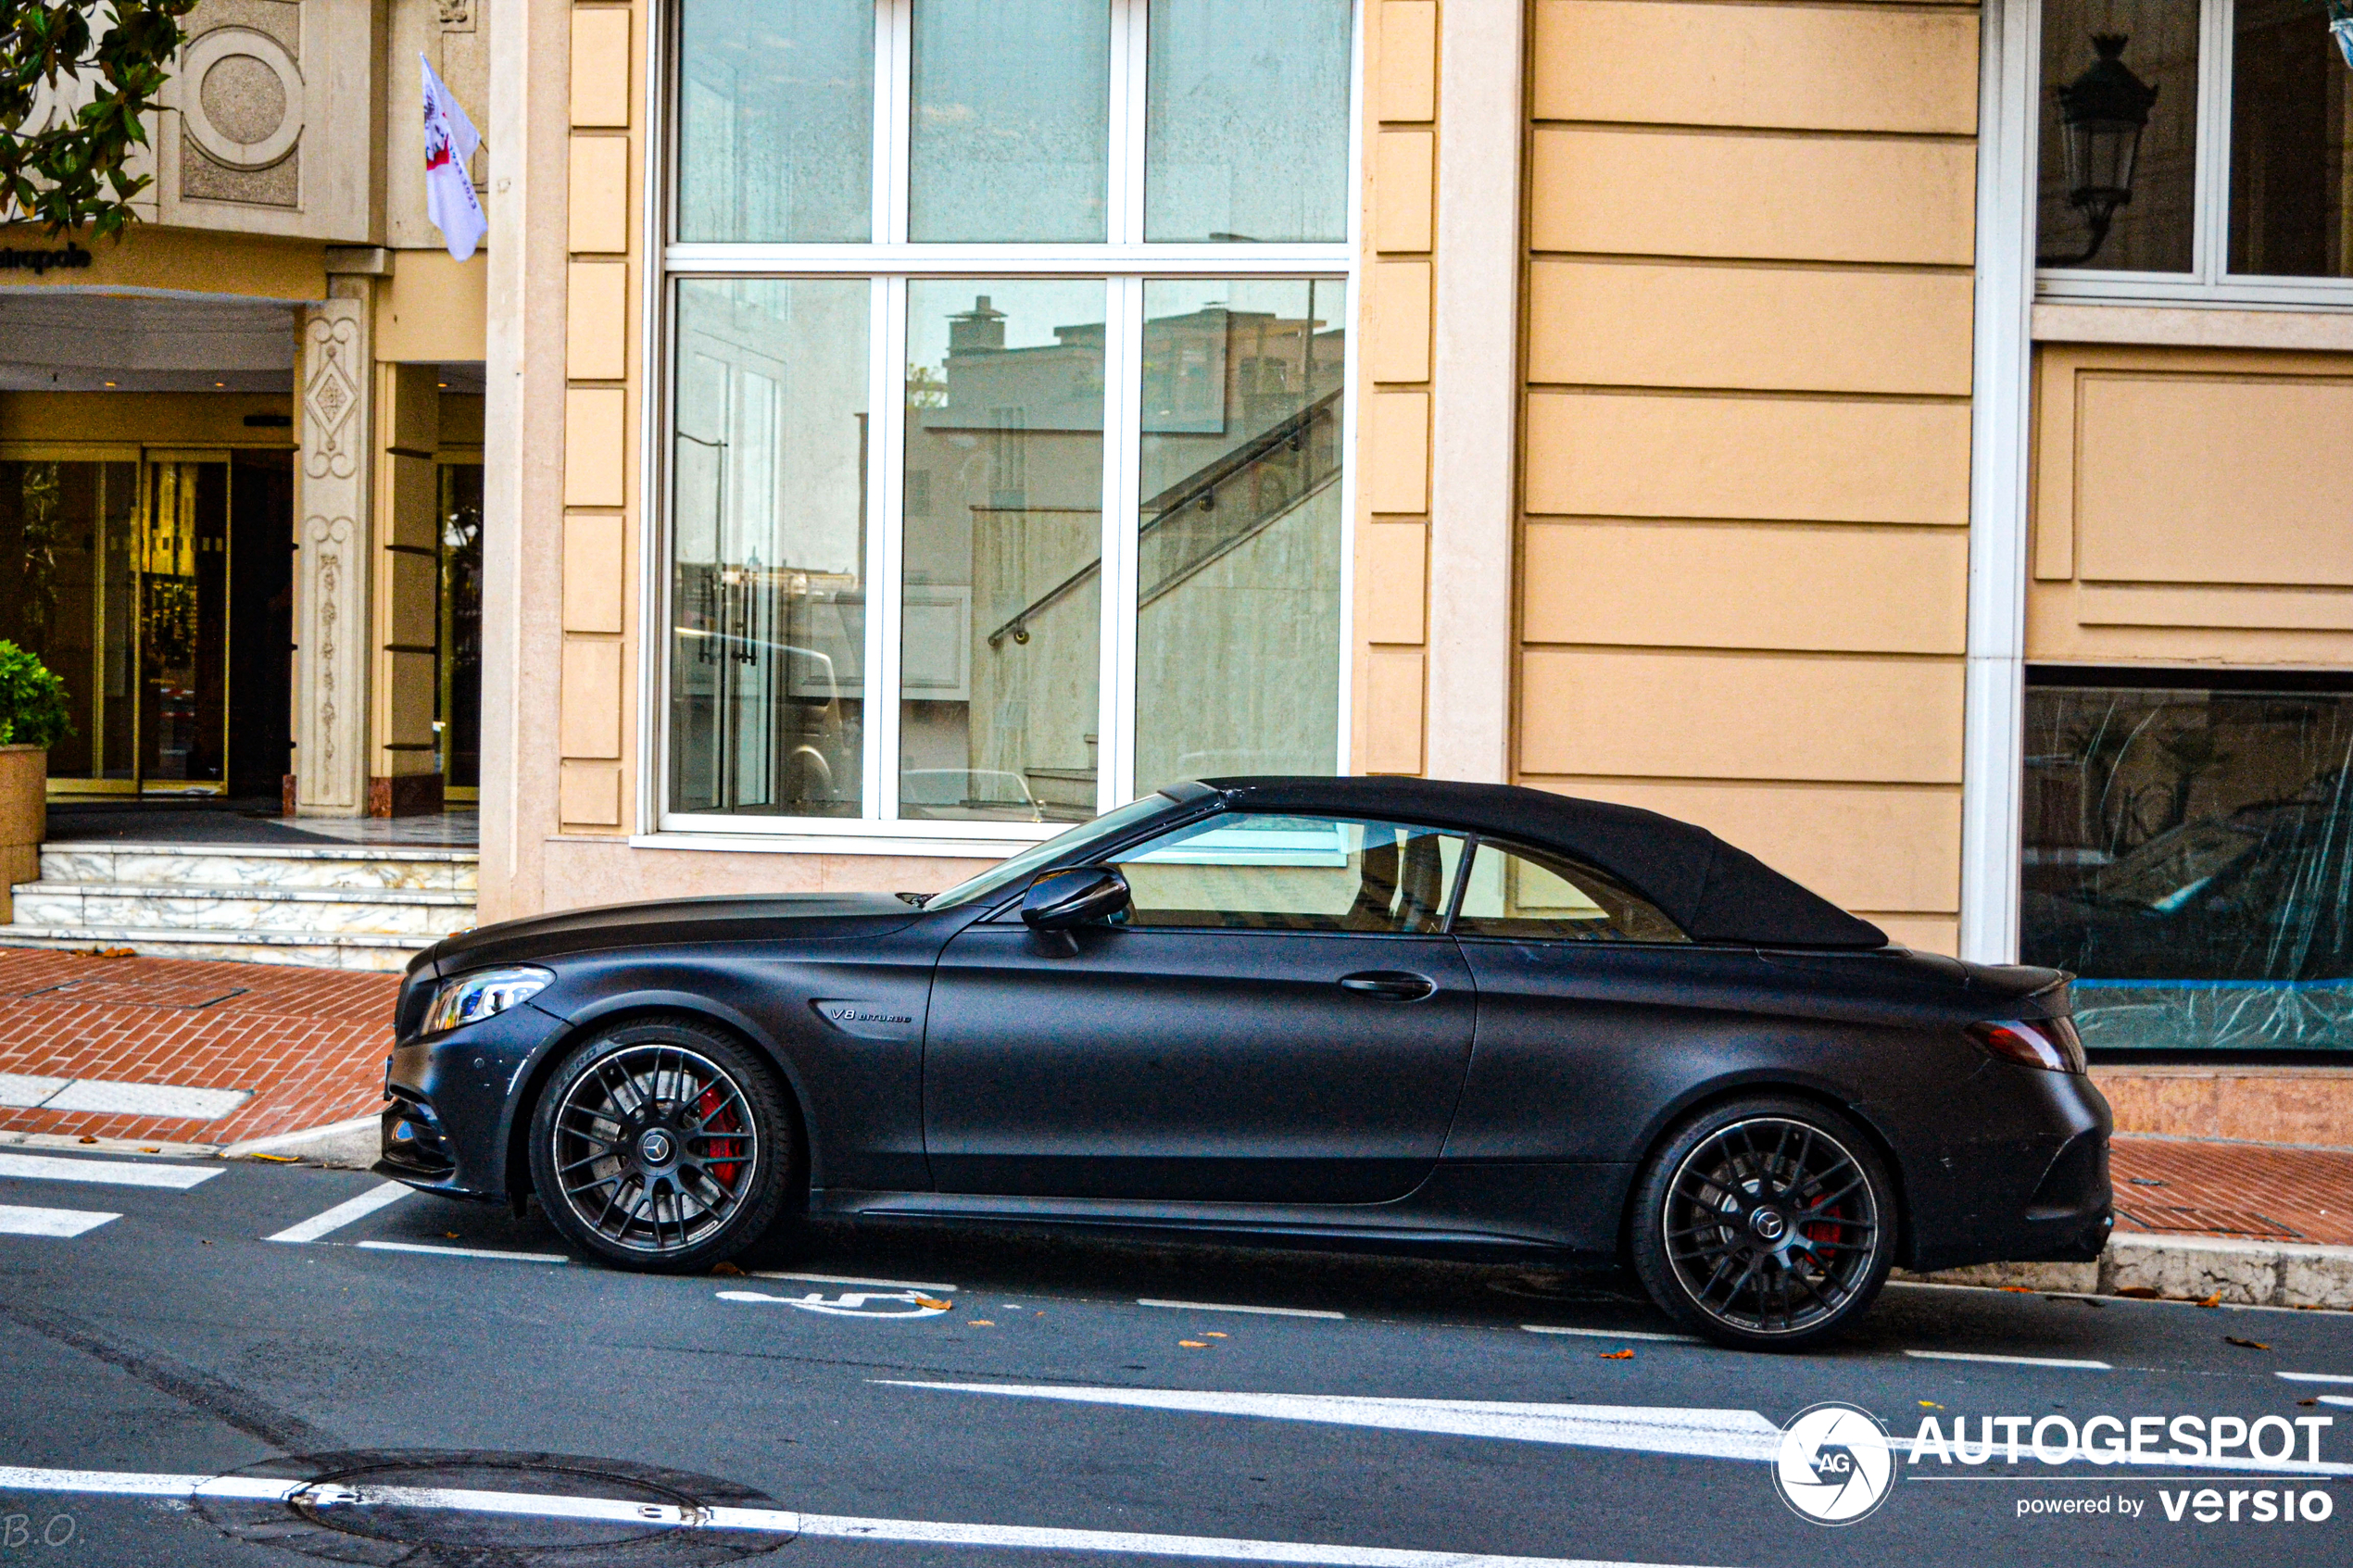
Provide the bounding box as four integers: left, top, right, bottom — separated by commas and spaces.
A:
422, 54, 486, 262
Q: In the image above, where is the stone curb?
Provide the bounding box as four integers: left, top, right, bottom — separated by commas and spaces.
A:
220, 1113, 382, 1170
1899, 1232, 2353, 1311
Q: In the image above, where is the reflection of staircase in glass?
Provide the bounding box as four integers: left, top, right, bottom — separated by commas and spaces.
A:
983, 388, 1343, 654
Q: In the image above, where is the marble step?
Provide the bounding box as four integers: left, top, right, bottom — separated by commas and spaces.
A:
36, 843, 477, 893
0, 924, 423, 972
10, 882, 475, 939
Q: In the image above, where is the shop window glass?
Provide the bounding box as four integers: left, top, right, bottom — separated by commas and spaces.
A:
1144, 0, 1353, 244
900, 281, 1107, 823
2020, 684, 2353, 1051
1113, 813, 1466, 932
1133, 278, 1344, 793
2228, 0, 2353, 278
676, 0, 875, 244
668, 280, 872, 818
909, 0, 1111, 243
2037, 0, 2199, 271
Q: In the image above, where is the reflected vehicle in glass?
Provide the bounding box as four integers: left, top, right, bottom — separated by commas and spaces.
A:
380, 778, 2111, 1349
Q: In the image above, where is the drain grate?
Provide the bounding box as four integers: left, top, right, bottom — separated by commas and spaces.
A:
2115, 1204, 2305, 1240
195, 1450, 796, 1566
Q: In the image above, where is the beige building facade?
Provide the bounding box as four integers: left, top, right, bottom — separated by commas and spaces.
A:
8, 0, 2353, 1089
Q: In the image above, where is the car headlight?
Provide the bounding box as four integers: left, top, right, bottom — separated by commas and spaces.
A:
423, 966, 553, 1035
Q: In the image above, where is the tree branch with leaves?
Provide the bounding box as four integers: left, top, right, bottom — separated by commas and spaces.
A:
1, 0, 198, 237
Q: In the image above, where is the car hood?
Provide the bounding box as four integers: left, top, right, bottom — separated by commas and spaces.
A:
426, 892, 929, 971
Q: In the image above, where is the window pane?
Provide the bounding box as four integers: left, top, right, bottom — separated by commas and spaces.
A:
2229, 4, 2353, 278
668, 280, 871, 819
909, 0, 1110, 242
1145, 0, 1353, 243
901, 281, 1107, 822
2036, 0, 2196, 272
1113, 813, 1466, 932
1454, 842, 1689, 944
1134, 279, 1344, 793
2020, 684, 2353, 1051
676, 0, 875, 244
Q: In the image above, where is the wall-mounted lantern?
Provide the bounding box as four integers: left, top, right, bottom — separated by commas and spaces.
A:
2041, 33, 2159, 269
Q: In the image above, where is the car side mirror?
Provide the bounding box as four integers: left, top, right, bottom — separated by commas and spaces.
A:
1021, 866, 1130, 932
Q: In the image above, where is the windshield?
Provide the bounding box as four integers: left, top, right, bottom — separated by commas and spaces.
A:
923, 794, 1183, 910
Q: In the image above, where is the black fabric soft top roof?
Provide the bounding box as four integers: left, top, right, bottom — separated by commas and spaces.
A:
1187, 776, 1887, 949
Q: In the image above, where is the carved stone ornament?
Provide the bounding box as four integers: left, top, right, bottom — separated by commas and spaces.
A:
180, 26, 305, 171
302, 315, 362, 480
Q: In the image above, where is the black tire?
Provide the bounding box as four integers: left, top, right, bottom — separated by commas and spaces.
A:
1628, 1096, 1895, 1349
528, 1015, 796, 1273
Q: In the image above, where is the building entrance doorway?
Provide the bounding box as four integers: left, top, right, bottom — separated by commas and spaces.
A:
0, 452, 292, 799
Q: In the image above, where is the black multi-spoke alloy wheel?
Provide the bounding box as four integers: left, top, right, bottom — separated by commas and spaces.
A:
529, 1017, 794, 1273
1629, 1097, 1894, 1348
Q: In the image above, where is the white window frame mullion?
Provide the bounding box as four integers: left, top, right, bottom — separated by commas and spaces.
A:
865, 275, 908, 820
1110, 0, 1149, 245
1100, 275, 1144, 812
882, 0, 912, 246
2193, 0, 2233, 285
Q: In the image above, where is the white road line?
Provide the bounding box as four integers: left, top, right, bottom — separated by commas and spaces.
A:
0, 1151, 220, 1190
1904, 1349, 2112, 1370
0, 1465, 1726, 1567
2277, 1372, 2353, 1385
353, 1240, 571, 1264
1883, 1279, 2353, 1318
1520, 1325, 1699, 1344
878, 1382, 1781, 1461
266, 1181, 412, 1243
752, 1271, 958, 1293
1138, 1298, 1347, 1320
2320, 1397, 2353, 1410
0, 1204, 120, 1237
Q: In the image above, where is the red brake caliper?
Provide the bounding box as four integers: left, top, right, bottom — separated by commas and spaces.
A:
697, 1085, 743, 1188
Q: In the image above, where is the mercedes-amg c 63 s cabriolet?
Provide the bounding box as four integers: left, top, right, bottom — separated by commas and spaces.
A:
379, 776, 2111, 1348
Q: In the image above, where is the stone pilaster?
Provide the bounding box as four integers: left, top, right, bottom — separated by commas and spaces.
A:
294, 293, 374, 816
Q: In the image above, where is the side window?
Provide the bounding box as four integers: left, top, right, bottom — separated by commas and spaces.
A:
1110, 813, 1467, 933
1453, 841, 1687, 944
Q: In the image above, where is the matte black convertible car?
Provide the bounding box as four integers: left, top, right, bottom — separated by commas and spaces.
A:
381, 777, 2111, 1348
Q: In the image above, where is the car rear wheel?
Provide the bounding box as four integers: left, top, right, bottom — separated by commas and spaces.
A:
529, 1017, 794, 1273
1629, 1097, 1894, 1349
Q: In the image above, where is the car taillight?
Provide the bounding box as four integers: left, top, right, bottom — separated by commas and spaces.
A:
1969, 1018, 2087, 1074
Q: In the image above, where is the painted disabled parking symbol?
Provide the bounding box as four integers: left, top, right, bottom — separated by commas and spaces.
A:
717, 1287, 953, 1317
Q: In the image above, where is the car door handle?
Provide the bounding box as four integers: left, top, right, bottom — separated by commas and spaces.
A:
1339, 971, 1437, 1001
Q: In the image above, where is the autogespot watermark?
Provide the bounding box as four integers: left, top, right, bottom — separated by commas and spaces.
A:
1774, 1407, 2344, 1527
0, 1510, 76, 1551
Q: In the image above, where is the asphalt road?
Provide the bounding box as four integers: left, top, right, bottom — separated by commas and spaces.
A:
2, 1148, 2349, 1568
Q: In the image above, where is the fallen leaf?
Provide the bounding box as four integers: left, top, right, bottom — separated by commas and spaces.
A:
248, 1152, 297, 1163
969, 1320, 996, 1327
1202, 1332, 1228, 1338
1179, 1340, 1209, 1348
709, 1261, 744, 1276
445, 1231, 461, 1239
140, 1147, 160, 1154
2301, 1399, 2321, 1407
1919, 1400, 1944, 1409
1599, 1349, 1635, 1360
2116, 1286, 2160, 1299
200, 1239, 211, 1246
912, 1297, 951, 1310
2196, 1293, 2222, 1309
78, 1136, 97, 1145
2225, 1336, 2271, 1350
1999, 1286, 2036, 1294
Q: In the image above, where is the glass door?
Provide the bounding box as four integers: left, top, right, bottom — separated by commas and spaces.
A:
436, 462, 484, 799
0, 457, 139, 790
138, 459, 231, 792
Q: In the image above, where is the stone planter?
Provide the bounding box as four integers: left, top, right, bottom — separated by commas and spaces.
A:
0, 744, 44, 923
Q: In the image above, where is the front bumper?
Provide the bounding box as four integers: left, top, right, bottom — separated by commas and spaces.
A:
376, 1000, 570, 1202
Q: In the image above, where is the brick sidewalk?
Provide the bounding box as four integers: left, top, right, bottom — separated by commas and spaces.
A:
2111, 1135, 2353, 1248
0, 947, 395, 1147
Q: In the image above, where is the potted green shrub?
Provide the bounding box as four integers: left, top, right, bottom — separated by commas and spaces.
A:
0, 641, 73, 920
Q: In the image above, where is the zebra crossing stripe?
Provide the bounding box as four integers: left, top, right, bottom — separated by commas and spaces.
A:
0, 1205, 120, 1237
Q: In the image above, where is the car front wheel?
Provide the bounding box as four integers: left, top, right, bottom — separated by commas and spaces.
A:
1629, 1097, 1894, 1349
529, 1016, 794, 1273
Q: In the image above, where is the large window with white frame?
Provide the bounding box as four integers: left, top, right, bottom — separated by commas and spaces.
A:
657, 0, 1357, 843
2037, 0, 2353, 301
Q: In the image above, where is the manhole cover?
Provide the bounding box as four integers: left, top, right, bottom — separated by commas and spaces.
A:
2116, 1204, 2304, 1240
194, 1450, 796, 1566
